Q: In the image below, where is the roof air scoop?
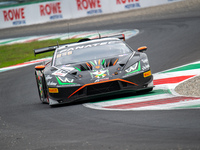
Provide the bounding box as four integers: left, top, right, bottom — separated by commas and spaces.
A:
71, 71, 77, 76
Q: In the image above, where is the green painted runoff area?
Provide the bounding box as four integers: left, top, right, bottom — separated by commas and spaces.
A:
162, 63, 200, 73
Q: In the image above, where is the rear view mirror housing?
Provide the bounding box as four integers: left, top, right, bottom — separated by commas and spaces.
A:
137, 46, 147, 52
35, 65, 45, 71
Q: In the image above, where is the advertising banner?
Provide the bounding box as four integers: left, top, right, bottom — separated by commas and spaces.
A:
0, 0, 183, 29
69, 0, 104, 18
109, 0, 183, 13
0, 0, 71, 29
110, 0, 142, 13
25, 1, 71, 25
0, 5, 28, 28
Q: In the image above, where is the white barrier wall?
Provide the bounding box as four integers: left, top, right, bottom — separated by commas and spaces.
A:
0, 0, 183, 29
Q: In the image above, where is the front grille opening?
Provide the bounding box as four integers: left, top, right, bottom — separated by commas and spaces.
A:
87, 81, 120, 95
121, 82, 127, 87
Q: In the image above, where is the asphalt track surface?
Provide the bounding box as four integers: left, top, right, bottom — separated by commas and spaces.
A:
1, 1, 200, 150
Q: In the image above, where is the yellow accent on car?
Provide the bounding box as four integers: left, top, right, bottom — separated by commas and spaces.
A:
143, 70, 151, 78
95, 65, 100, 69
49, 88, 59, 93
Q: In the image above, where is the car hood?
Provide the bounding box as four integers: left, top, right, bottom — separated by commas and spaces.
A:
47, 53, 141, 86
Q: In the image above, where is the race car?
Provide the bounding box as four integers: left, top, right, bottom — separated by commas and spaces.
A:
34, 34, 153, 106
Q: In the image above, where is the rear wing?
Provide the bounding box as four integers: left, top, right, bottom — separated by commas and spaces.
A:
34, 46, 57, 56
34, 34, 125, 56
102, 34, 125, 41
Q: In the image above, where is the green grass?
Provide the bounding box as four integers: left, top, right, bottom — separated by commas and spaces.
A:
0, 38, 79, 68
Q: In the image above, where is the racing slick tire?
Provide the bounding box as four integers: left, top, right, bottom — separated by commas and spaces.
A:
35, 72, 48, 104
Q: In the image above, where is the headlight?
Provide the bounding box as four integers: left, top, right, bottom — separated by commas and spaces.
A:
57, 76, 74, 83
125, 62, 139, 73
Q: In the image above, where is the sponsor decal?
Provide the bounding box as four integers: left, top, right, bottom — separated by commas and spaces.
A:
49, 88, 59, 93
116, 0, 140, 9
116, 0, 139, 4
45, 75, 53, 80
57, 51, 73, 59
61, 66, 74, 72
141, 58, 148, 64
58, 41, 115, 53
95, 77, 109, 82
143, 70, 151, 78
39, 2, 63, 20
3, 7, 26, 25
142, 64, 150, 71
87, 59, 110, 79
92, 70, 107, 78
51, 67, 75, 78
47, 81, 57, 86
52, 69, 68, 77
91, 68, 109, 79
76, 0, 102, 15
87, 9, 102, 15
141, 58, 150, 71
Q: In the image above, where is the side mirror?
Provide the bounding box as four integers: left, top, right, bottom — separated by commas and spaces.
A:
137, 46, 147, 52
35, 65, 45, 71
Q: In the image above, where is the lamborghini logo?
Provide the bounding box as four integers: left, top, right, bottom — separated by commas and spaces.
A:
92, 70, 108, 79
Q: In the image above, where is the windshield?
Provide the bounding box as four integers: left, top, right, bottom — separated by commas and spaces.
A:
54, 41, 132, 66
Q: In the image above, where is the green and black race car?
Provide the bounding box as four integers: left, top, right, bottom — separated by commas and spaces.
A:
34, 34, 153, 106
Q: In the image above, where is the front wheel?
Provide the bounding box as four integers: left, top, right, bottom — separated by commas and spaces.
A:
143, 87, 153, 93
35, 72, 48, 104
136, 87, 153, 95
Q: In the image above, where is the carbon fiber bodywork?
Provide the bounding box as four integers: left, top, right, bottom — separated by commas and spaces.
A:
34, 37, 153, 106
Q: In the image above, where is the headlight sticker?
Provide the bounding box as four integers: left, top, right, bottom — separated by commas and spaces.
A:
125, 61, 141, 75
125, 62, 138, 73
56, 76, 80, 86
58, 76, 74, 83
56, 76, 77, 85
